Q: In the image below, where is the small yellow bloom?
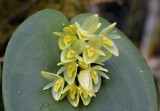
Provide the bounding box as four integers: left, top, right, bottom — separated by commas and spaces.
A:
80, 31, 88, 38
75, 14, 100, 40
69, 87, 77, 99
87, 47, 95, 57
54, 24, 77, 50
99, 23, 120, 56
54, 80, 63, 92
41, 71, 65, 101
69, 24, 77, 34
67, 64, 75, 78
61, 85, 79, 107
64, 62, 78, 85
67, 50, 75, 58
79, 86, 92, 106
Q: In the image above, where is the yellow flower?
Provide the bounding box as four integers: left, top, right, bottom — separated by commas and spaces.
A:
54, 24, 77, 50
79, 86, 95, 106
91, 65, 109, 93
61, 84, 79, 107
75, 14, 101, 40
59, 39, 85, 64
99, 23, 121, 56
41, 71, 64, 101
57, 62, 78, 85
83, 36, 105, 64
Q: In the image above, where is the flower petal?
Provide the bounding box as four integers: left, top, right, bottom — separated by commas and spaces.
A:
92, 75, 101, 93
82, 14, 98, 33
57, 66, 67, 74
92, 65, 108, 72
77, 30, 90, 40
103, 40, 119, 56
60, 91, 68, 100
97, 50, 112, 62
58, 38, 70, 50
61, 49, 77, 63
95, 49, 105, 56
63, 27, 75, 35
99, 23, 116, 36
53, 32, 66, 37
78, 70, 92, 91
92, 23, 102, 34
76, 55, 83, 61
72, 39, 85, 54
41, 71, 60, 81
86, 90, 96, 97
43, 82, 55, 90
97, 71, 109, 79
107, 34, 121, 39
64, 63, 77, 85
75, 22, 83, 32
75, 22, 90, 40
83, 48, 99, 64
69, 24, 77, 34
88, 36, 103, 49
62, 85, 72, 94
102, 37, 113, 46
60, 85, 72, 100
93, 62, 104, 65
80, 87, 91, 106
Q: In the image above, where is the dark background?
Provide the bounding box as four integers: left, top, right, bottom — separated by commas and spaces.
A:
0, 0, 160, 110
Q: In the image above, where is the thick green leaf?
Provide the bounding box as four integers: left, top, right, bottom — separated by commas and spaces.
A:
2, 10, 157, 111
0, 63, 1, 81
0, 62, 4, 111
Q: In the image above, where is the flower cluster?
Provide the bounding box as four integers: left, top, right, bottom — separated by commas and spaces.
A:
41, 14, 121, 107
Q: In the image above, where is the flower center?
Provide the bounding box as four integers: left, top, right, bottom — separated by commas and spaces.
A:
80, 31, 88, 38
67, 64, 75, 78
67, 50, 75, 58
69, 87, 77, 100
78, 61, 88, 69
63, 35, 73, 43
54, 80, 62, 92
69, 65, 72, 69
103, 37, 113, 46
87, 47, 95, 57
91, 71, 98, 84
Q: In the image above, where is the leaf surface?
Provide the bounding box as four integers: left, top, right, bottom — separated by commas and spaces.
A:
2, 10, 157, 111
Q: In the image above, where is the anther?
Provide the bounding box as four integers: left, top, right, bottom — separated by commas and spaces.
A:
71, 51, 75, 54
68, 65, 72, 69
103, 37, 107, 40
90, 48, 94, 51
